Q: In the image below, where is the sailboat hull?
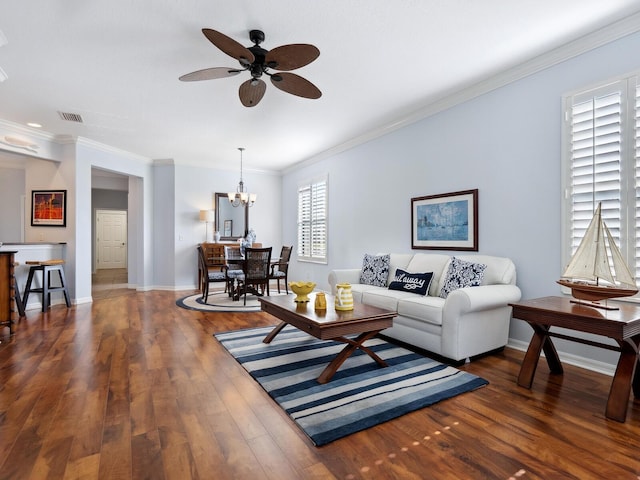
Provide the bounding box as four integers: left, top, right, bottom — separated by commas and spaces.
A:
557, 279, 638, 302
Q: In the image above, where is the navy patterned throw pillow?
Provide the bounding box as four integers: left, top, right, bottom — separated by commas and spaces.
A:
359, 254, 390, 287
439, 257, 487, 298
388, 269, 433, 296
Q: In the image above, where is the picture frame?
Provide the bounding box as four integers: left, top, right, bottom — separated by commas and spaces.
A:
411, 189, 478, 251
223, 219, 232, 237
31, 190, 67, 227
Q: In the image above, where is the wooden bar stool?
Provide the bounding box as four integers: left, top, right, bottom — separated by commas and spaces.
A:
13, 261, 25, 317
23, 259, 71, 312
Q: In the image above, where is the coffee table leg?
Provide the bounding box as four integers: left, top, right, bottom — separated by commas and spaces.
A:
263, 321, 288, 344
518, 323, 563, 388
606, 337, 640, 422
317, 330, 386, 384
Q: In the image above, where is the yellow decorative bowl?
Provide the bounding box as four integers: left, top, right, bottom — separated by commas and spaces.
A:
289, 281, 316, 303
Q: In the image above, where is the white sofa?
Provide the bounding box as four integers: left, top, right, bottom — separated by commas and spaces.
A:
328, 253, 521, 362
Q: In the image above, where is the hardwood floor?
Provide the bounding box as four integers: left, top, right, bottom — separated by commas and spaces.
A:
1, 289, 639, 479
91, 269, 130, 300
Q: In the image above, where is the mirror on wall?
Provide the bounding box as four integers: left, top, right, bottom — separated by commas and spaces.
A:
215, 192, 248, 240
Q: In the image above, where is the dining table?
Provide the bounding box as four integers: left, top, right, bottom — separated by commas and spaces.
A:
225, 252, 280, 301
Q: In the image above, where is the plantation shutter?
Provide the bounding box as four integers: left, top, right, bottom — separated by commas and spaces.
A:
567, 83, 623, 255
563, 75, 640, 288
297, 177, 327, 263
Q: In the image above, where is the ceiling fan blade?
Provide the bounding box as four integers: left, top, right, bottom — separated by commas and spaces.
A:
265, 44, 320, 71
179, 67, 241, 82
270, 72, 321, 99
202, 28, 255, 64
239, 79, 266, 107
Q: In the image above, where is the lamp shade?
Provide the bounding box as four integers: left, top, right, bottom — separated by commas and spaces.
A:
200, 209, 215, 222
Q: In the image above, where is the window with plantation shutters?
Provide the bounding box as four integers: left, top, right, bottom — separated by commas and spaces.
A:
297, 176, 327, 263
562, 74, 640, 290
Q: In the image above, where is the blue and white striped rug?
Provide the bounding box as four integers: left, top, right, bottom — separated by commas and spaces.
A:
215, 325, 488, 446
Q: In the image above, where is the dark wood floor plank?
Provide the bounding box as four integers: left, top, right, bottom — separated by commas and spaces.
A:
1, 289, 640, 479
131, 429, 165, 480
99, 421, 132, 480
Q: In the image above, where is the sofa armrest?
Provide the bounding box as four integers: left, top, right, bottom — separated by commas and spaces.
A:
328, 269, 362, 294
443, 284, 522, 318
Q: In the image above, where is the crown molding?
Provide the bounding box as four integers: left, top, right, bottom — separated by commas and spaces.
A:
285, 11, 640, 175
0, 118, 56, 142
152, 158, 174, 166
75, 136, 152, 163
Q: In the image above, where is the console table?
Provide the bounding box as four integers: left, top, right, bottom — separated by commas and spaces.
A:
511, 296, 640, 422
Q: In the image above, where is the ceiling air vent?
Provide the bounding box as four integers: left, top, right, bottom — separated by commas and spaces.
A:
57, 111, 84, 123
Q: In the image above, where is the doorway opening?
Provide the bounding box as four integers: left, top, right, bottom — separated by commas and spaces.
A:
93, 209, 129, 298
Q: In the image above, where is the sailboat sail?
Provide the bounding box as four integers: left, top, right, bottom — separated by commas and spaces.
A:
604, 223, 637, 288
562, 204, 615, 284
559, 202, 638, 302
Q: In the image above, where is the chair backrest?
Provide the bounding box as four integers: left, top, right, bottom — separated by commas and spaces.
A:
278, 245, 293, 273
244, 247, 272, 281
197, 245, 208, 272
201, 243, 225, 267
224, 245, 244, 270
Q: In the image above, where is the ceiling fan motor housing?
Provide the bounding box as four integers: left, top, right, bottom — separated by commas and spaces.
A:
247, 45, 268, 78
249, 29, 265, 45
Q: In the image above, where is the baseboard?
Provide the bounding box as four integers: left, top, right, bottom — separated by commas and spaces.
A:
507, 339, 615, 377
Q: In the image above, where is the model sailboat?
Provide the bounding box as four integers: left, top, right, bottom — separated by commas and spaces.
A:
558, 203, 638, 303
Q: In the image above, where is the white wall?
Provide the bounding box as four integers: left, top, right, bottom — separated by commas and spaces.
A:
283, 30, 640, 370
154, 162, 176, 289
0, 167, 25, 242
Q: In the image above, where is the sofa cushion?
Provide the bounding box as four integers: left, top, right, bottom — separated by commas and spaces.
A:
388, 269, 433, 296
457, 254, 516, 285
387, 253, 415, 285
397, 295, 445, 326
405, 253, 451, 296
360, 253, 390, 287
349, 283, 382, 302
439, 257, 487, 298
362, 288, 415, 312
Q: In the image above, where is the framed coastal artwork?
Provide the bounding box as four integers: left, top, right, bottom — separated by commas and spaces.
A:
31, 190, 67, 227
411, 189, 478, 251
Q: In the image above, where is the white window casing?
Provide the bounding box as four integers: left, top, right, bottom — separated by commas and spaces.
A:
297, 175, 328, 264
561, 73, 640, 293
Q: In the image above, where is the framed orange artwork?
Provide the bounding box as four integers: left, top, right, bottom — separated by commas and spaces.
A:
31, 190, 66, 227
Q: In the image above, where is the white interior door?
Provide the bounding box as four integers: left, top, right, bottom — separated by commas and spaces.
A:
96, 209, 127, 269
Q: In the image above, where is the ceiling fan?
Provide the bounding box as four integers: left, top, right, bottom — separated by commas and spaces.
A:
179, 28, 321, 107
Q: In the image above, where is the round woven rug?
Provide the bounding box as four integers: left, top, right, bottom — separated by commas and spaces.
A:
177, 291, 278, 312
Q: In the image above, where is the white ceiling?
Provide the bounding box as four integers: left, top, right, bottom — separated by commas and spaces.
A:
1, 1, 640, 173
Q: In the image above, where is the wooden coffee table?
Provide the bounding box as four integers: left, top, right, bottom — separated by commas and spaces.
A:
258, 292, 396, 383
511, 296, 640, 422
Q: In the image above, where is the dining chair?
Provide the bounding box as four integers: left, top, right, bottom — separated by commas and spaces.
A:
241, 247, 272, 305
199, 243, 226, 291
223, 245, 245, 299
197, 245, 226, 303
270, 245, 292, 294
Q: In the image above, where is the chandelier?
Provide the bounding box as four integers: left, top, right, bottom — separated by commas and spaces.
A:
228, 147, 257, 207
